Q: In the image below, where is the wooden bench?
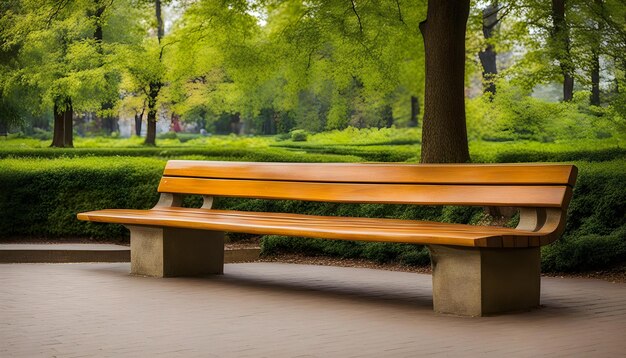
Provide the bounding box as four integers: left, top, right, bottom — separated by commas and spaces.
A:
77, 160, 577, 316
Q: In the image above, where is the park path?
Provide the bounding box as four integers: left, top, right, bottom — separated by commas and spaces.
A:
1, 262, 625, 357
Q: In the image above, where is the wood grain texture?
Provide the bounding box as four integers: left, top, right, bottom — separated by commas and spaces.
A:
77, 208, 550, 248
157, 176, 571, 207
163, 161, 578, 186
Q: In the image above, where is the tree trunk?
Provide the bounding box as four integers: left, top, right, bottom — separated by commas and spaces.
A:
155, 0, 164, 43
144, 82, 161, 146
590, 0, 603, 106
383, 105, 394, 128
419, 0, 471, 163
93, 2, 105, 43
479, 2, 498, 96
230, 113, 241, 134
51, 103, 64, 147
145, 110, 157, 146
409, 96, 420, 127
590, 52, 601, 105
51, 97, 73, 148
135, 108, 144, 136
101, 102, 118, 135
63, 99, 73, 147
552, 0, 574, 102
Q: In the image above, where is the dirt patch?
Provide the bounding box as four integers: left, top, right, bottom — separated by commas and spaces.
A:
259, 253, 431, 274
543, 264, 626, 284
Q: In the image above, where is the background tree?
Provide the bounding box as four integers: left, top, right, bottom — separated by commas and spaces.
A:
478, 1, 501, 96
1, 0, 142, 147
419, 0, 471, 163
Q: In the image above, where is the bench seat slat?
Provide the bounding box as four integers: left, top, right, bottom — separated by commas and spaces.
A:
77, 208, 547, 248
158, 177, 570, 208
164, 161, 577, 186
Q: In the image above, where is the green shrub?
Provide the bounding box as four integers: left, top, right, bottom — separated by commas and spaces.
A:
272, 143, 418, 162
470, 140, 626, 163
31, 128, 53, 141
541, 160, 626, 271
290, 129, 309, 142
466, 85, 626, 143
158, 131, 178, 140
0, 157, 165, 240
542, 226, 626, 272
0, 146, 362, 163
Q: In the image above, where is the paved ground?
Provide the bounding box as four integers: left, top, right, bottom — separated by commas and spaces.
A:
0, 244, 260, 264
1, 262, 625, 357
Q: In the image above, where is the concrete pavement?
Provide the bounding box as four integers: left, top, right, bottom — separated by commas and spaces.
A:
1, 262, 625, 357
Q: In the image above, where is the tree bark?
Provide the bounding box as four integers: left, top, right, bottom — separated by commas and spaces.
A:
590, 0, 604, 106
63, 99, 73, 147
93, 2, 105, 43
155, 0, 164, 43
51, 97, 73, 148
145, 110, 157, 146
479, 2, 498, 96
419, 0, 471, 163
590, 51, 601, 105
409, 95, 420, 127
552, 0, 574, 102
135, 108, 144, 136
144, 82, 161, 146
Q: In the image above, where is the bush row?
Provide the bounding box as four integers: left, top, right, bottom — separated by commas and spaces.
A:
0, 146, 361, 162
1, 156, 624, 272
273, 141, 626, 164
2, 137, 624, 164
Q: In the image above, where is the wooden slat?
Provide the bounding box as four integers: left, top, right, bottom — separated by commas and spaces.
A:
77, 208, 545, 247
163, 161, 578, 186
157, 176, 570, 207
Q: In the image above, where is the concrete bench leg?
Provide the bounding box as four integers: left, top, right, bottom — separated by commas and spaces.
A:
428, 245, 541, 316
127, 226, 225, 277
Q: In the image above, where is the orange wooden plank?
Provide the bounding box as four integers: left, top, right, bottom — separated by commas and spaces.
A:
157, 177, 569, 207
163, 161, 578, 186
76, 208, 534, 247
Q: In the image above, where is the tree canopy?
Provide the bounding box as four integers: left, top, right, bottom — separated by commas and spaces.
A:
1, 0, 625, 160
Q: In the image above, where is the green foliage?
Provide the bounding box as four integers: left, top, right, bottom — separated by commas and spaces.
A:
289, 129, 308, 142
542, 158, 626, 273
542, 227, 626, 272
0, 157, 164, 239
0, 146, 361, 162
470, 140, 626, 163
466, 85, 626, 143
302, 127, 421, 146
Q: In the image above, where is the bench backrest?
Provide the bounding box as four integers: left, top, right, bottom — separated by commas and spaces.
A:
158, 161, 577, 208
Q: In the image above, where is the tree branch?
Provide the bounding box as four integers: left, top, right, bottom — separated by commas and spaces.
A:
349, 0, 363, 34
46, 0, 71, 27
394, 0, 406, 25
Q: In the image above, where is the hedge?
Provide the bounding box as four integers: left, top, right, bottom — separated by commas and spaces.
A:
1, 156, 624, 272
2, 140, 624, 165
0, 146, 361, 162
